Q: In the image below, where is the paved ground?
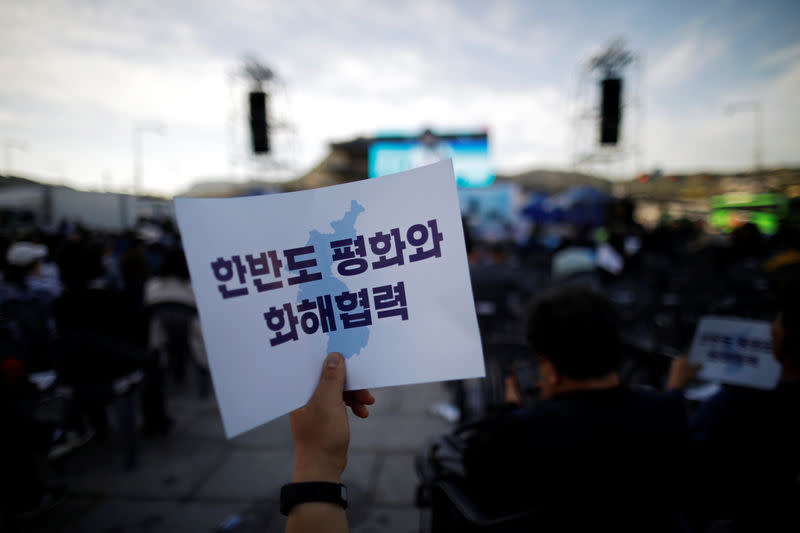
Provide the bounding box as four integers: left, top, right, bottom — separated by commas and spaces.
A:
22, 381, 454, 533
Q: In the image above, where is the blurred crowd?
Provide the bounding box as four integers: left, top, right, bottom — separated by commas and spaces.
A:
1, 201, 799, 531
0, 218, 204, 526
420, 210, 800, 532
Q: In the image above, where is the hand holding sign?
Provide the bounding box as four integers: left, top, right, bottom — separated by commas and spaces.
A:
176, 160, 484, 437
665, 356, 703, 390
290, 352, 374, 484
286, 352, 367, 533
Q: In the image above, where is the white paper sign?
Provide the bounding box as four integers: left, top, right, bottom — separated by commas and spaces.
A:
175, 160, 485, 437
688, 316, 781, 390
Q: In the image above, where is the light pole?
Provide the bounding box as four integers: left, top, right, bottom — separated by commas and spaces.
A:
4, 139, 29, 175
133, 122, 165, 196
726, 101, 763, 172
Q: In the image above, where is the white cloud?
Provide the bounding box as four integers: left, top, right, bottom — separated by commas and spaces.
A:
288, 82, 571, 176
760, 41, 800, 68
0, 0, 237, 192
644, 56, 800, 172
763, 58, 800, 164
648, 33, 726, 86
0, 0, 797, 195
0, 2, 230, 128
1, 0, 569, 193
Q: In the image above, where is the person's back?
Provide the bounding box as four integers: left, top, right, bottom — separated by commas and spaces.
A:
519, 386, 687, 495
691, 383, 800, 501
463, 287, 689, 531
466, 388, 688, 528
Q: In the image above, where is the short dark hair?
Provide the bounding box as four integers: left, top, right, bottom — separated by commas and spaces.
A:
526, 286, 620, 380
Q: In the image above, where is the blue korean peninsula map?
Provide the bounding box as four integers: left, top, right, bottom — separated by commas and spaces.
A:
298, 200, 368, 359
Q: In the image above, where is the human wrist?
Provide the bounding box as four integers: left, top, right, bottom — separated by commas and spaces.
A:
292, 470, 342, 484
665, 372, 689, 390
292, 456, 344, 484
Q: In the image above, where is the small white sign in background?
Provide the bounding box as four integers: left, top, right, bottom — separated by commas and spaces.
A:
689, 316, 781, 390
175, 160, 485, 437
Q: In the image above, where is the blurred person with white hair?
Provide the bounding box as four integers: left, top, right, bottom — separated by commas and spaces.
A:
0, 241, 62, 373
1, 241, 62, 303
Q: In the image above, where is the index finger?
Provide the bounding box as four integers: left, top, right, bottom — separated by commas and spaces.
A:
344, 389, 375, 419
344, 389, 375, 408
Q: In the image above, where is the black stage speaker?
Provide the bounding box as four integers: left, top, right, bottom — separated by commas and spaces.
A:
600, 78, 622, 145
249, 90, 270, 154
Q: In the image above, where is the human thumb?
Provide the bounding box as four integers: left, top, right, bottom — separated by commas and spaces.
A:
313, 352, 346, 406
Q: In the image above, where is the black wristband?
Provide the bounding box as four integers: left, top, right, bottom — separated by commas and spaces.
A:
280, 482, 348, 516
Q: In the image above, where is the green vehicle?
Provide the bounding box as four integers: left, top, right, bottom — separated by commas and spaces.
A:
709, 192, 789, 235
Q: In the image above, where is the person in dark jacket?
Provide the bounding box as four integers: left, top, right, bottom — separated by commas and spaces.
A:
464, 287, 690, 531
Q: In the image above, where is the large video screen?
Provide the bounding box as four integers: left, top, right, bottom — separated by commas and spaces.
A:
368, 130, 494, 188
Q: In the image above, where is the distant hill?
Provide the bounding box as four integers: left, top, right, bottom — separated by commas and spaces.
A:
0, 174, 46, 189
622, 167, 800, 202
180, 180, 245, 197
180, 178, 284, 198
496, 169, 611, 193
180, 167, 615, 197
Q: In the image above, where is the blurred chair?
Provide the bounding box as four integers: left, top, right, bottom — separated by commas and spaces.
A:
470, 265, 533, 342
415, 419, 534, 533
428, 479, 533, 532
455, 339, 534, 425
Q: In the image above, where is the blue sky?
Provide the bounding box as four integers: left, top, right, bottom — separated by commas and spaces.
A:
0, 0, 798, 195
